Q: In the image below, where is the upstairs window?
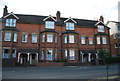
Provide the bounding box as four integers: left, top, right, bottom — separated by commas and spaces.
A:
6, 19, 16, 27
98, 25, 104, 32
42, 34, 45, 43
4, 32, 11, 41
45, 21, 54, 29
32, 33, 37, 43
102, 37, 107, 44
13, 32, 18, 42
64, 35, 67, 43
66, 22, 74, 30
89, 37, 93, 44
47, 34, 53, 42
97, 37, 101, 44
69, 35, 74, 43
22, 33, 28, 43
81, 36, 86, 44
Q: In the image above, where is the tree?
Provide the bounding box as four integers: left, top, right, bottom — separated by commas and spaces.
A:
98, 49, 110, 64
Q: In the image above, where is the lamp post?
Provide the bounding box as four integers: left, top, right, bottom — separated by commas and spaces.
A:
106, 56, 109, 81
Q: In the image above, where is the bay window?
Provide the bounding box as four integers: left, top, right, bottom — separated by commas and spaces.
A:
97, 37, 101, 44
69, 50, 75, 60
46, 49, 53, 60
64, 35, 67, 43
69, 35, 74, 43
47, 34, 53, 42
102, 37, 107, 44
13, 32, 18, 42
4, 32, 11, 41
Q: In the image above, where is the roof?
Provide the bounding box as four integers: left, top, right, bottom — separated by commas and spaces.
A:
3, 13, 108, 28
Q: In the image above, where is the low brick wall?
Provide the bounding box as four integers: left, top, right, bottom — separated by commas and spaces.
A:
36, 62, 65, 67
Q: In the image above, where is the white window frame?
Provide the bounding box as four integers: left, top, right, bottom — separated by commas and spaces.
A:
89, 37, 93, 44
6, 19, 16, 27
47, 34, 53, 42
64, 49, 68, 60
69, 49, 75, 60
2, 48, 10, 58
64, 35, 67, 43
32, 33, 37, 43
66, 22, 74, 30
4, 32, 12, 41
13, 32, 18, 42
46, 49, 53, 60
12, 49, 16, 58
81, 36, 86, 44
22, 33, 28, 43
69, 35, 74, 43
97, 37, 101, 44
102, 37, 107, 44
42, 34, 45, 43
45, 21, 54, 29
98, 25, 105, 32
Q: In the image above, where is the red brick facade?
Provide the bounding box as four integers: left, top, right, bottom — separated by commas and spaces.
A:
1, 6, 111, 65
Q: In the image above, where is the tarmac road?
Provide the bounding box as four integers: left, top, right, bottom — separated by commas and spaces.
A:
2, 64, 119, 79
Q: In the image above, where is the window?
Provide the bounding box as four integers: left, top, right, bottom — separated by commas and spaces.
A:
6, 19, 16, 27
12, 49, 16, 58
4, 32, 11, 41
3, 49, 10, 58
113, 33, 117, 39
45, 21, 54, 29
69, 50, 75, 60
97, 37, 101, 44
98, 25, 104, 32
64, 35, 67, 43
66, 22, 74, 30
0, 32, 2, 41
64, 50, 67, 60
81, 36, 86, 44
118, 44, 120, 48
54, 49, 57, 60
46, 49, 53, 60
102, 37, 107, 44
22, 33, 28, 43
13, 32, 18, 42
115, 44, 118, 48
55, 35, 58, 43
47, 34, 53, 42
32, 33, 37, 43
41, 50, 44, 60
42, 34, 45, 42
69, 35, 74, 43
89, 37, 93, 44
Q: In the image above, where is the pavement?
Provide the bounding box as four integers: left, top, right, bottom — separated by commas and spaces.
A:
2, 64, 120, 79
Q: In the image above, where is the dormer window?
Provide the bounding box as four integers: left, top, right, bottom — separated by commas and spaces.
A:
66, 22, 74, 30
6, 19, 16, 27
45, 21, 54, 29
98, 25, 104, 32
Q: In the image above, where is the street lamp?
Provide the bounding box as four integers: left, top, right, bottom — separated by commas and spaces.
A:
106, 56, 109, 81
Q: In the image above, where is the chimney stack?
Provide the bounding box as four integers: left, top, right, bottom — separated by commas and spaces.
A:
56, 11, 61, 21
3, 5, 8, 17
99, 16, 104, 22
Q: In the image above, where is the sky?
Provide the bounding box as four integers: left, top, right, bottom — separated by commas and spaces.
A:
0, 0, 119, 23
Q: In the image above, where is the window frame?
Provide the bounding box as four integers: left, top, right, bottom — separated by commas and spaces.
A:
66, 22, 75, 30
98, 25, 105, 32
32, 33, 37, 43
13, 32, 18, 42
4, 32, 12, 42
47, 34, 53, 43
69, 35, 74, 43
97, 36, 101, 44
69, 49, 75, 60
81, 36, 86, 44
64, 35, 67, 43
45, 21, 55, 29
46, 49, 53, 60
2, 48, 10, 58
88, 37, 93, 45
102, 36, 107, 44
6, 19, 16, 27
12, 49, 16, 58
22, 32, 28, 43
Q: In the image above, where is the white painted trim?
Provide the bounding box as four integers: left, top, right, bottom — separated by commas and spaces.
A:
64, 17, 77, 24
94, 21, 106, 26
43, 15, 56, 22
3, 12, 19, 19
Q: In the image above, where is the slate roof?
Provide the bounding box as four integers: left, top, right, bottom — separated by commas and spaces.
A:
14, 14, 99, 28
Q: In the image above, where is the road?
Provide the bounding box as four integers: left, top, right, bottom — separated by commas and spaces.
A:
2, 64, 119, 79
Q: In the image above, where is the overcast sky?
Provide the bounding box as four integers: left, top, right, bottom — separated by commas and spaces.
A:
0, 0, 119, 23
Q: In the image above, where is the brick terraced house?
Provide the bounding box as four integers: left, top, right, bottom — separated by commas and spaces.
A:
0, 6, 111, 65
